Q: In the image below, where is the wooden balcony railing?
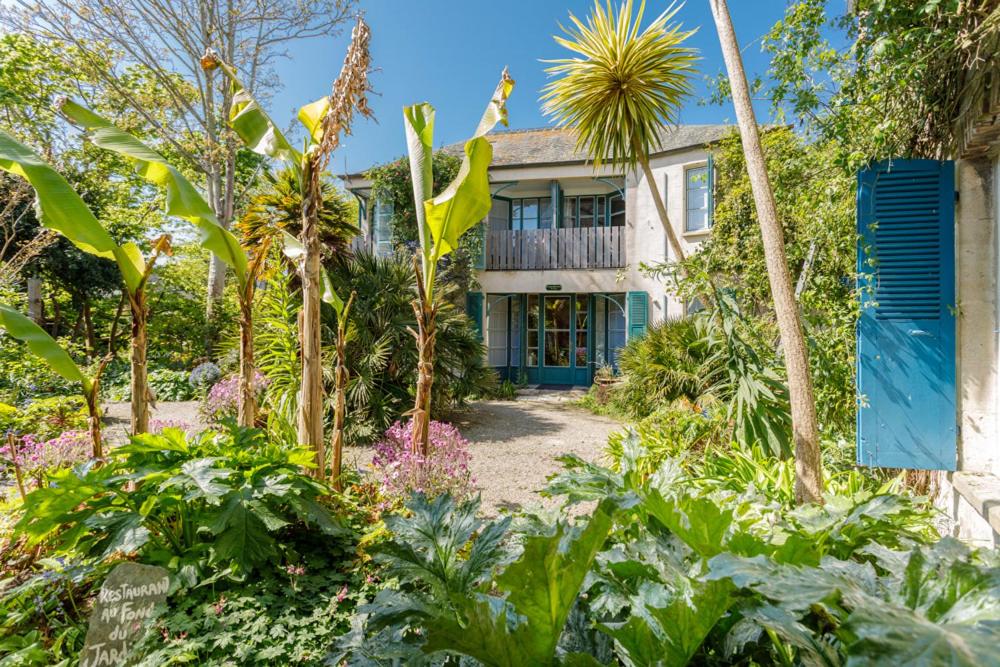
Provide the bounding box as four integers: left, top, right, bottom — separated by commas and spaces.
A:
485, 226, 625, 271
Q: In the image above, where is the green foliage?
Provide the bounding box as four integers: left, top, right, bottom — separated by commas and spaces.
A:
15, 425, 345, 577
129, 530, 381, 667
148, 368, 196, 402
324, 252, 494, 444
8, 395, 88, 440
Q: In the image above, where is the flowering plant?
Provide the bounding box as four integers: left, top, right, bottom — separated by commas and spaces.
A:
200, 372, 267, 423
1, 429, 91, 482
189, 361, 222, 394
370, 420, 475, 506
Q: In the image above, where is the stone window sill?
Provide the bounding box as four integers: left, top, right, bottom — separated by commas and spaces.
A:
949, 471, 1000, 535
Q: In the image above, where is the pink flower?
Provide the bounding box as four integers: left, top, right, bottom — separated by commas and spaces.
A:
336, 585, 349, 603
370, 420, 475, 503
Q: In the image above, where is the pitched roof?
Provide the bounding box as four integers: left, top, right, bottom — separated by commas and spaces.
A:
344, 124, 733, 181
454, 124, 733, 168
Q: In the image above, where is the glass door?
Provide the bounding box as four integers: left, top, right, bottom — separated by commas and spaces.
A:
539, 295, 589, 385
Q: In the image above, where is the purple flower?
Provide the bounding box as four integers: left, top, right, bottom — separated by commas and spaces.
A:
1, 429, 92, 479
200, 372, 268, 423
370, 420, 475, 503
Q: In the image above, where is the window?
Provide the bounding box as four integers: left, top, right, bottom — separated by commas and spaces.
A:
487, 297, 509, 367
594, 294, 627, 369
609, 193, 625, 227
575, 295, 589, 366
561, 194, 625, 228
373, 199, 394, 257
510, 197, 552, 230
685, 165, 710, 232
578, 196, 595, 228
544, 296, 571, 367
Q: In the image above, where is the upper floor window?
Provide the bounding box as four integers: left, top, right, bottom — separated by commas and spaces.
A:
685, 165, 711, 233
373, 199, 394, 257
510, 197, 553, 230
562, 193, 625, 228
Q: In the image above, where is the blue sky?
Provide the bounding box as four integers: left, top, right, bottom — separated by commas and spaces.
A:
269, 1, 827, 174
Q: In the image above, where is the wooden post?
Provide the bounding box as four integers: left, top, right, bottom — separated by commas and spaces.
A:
128, 287, 149, 436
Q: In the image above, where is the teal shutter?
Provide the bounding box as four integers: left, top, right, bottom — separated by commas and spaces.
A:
465, 291, 484, 340
856, 159, 955, 470
626, 291, 648, 340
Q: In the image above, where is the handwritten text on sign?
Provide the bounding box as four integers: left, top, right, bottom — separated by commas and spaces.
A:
80, 562, 170, 667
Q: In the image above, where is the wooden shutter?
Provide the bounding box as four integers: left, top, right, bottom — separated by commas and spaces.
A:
626, 291, 648, 341
856, 159, 956, 470
465, 291, 484, 341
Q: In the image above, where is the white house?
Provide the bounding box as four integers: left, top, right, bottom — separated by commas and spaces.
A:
343, 124, 729, 386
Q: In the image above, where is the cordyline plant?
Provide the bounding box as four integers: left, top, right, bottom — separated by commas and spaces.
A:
403, 70, 515, 455
0, 304, 109, 457
0, 129, 174, 436
54, 100, 266, 429
203, 16, 373, 476
542, 0, 697, 268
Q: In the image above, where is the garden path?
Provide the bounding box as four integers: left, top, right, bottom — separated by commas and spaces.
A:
104, 394, 622, 515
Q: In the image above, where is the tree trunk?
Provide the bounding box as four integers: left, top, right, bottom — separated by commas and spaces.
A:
84, 387, 103, 459
709, 0, 823, 504
83, 299, 96, 357
128, 288, 150, 435
637, 152, 687, 264
410, 256, 436, 457
297, 161, 326, 475
26, 277, 42, 323
237, 295, 257, 428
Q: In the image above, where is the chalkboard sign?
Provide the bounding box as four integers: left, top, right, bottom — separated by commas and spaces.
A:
79, 562, 170, 667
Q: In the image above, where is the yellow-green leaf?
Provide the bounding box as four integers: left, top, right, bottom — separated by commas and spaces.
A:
216, 61, 301, 168
298, 98, 330, 144
0, 130, 142, 293
424, 70, 514, 264
60, 100, 249, 286
0, 304, 90, 395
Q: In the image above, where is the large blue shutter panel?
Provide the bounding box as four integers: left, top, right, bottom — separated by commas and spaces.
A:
856, 159, 956, 470
465, 291, 484, 341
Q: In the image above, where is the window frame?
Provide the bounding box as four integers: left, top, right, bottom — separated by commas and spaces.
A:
683, 162, 712, 234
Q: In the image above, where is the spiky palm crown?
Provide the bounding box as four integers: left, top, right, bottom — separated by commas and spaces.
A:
238, 168, 358, 253
542, 0, 698, 170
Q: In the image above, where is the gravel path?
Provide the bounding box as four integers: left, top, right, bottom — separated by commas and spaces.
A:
105, 394, 621, 515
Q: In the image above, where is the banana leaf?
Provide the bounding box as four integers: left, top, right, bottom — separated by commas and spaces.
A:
423, 69, 514, 264
279, 230, 344, 315
0, 130, 143, 293
213, 61, 301, 169
0, 304, 91, 395
60, 100, 249, 286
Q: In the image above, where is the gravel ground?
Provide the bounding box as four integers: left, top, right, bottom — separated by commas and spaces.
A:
104, 393, 621, 515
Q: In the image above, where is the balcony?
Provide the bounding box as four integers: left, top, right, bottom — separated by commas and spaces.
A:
485, 226, 625, 271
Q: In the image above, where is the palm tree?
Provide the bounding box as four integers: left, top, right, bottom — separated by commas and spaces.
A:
708, 0, 822, 504
542, 0, 697, 265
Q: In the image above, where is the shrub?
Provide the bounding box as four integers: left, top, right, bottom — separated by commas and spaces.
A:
11, 396, 88, 441
370, 420, 475, 505
148, 368, 196, 401
188, 361, 222, 395
1, 430, 92, 484
15, 425, 343, 576
200, 372, 267, 424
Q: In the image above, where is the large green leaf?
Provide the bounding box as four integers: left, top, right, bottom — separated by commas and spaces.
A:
60, 100, 249, 286
402, 102, 435, 270
487, 498, 615, 663
423, 70, 514, 267
0, 303, 90, 394
214, 61, 301, 168
0, 130, 143, 292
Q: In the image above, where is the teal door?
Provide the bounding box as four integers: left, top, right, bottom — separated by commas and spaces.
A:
535, 295, 590, 385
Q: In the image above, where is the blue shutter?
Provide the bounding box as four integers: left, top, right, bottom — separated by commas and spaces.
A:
465, 291, 484, 341
857, 159, 956, 470
626, 291, 648, 340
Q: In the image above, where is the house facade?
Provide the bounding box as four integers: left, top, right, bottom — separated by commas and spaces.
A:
343, 124, 729, 386
855, 77, 1000, 547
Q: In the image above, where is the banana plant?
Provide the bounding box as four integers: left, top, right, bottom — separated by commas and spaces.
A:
0, 304, 109, 458
402, 70, 514, 454
0, 129, 167, 435
281, 231, 353, 487
56, 100, 268, 430
202, 17, 372, 473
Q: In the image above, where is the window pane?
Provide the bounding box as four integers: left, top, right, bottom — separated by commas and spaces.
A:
527, 330, 538, 348
610, 195, 625, 227
563, 197, 576, 228
520, 198, 539, 230
511, 202, 522, 230
510, 298, 521, 365
487, 297, 508, 366
544, 331, 570, 367
539, 197, 553, 229
527, 295, 539, 329
527, 349, 538, 366
686, 208, 708, 232
575, 331, 588, 366
544, 296, 570, 329
575, 295, 588, 330
578, 196, 594, 228
597, 196, 606, 226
